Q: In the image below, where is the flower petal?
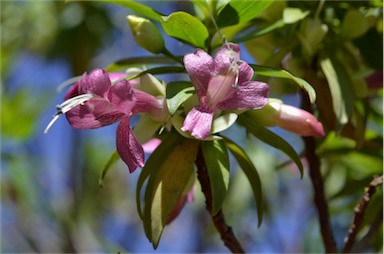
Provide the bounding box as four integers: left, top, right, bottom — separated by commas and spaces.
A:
237, 62, 254, 84
116, 116, 145, 173
214, 43, 241, 74
108, 79, 136, 115
65, 98, 123, 129
184, 49, 215, 98
78, 69, 111, 97
181, 105, 214, 139
216, 81, 270, 110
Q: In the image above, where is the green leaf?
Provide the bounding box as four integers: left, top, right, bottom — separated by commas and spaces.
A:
161, 11, 209, 49
250, 64, 316, 104
282, 7, 310, 24
238, 113, 304, 177
222, 137, 263, 226
105, 56, 181, 72
98, 150, 120, 188
320, 56, 355, 129
136, 133, 180, 220
166, 81, 194, 115
97, 0, 163, 21
201, 140, 230, 215
211, 113, 238, 134
144, 137, 200, 248
234, 19, 285, 43
217, 0, 273, 27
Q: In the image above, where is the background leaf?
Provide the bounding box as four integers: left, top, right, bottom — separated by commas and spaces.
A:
250, 64, 317, 104
98, 150, 120, 188
160, 11, 209, 49
216, 0, 273, 27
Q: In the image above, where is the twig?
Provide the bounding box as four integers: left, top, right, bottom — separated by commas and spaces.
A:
342, 175, 383, 253
301, 92, 337, 253
195, 148, 246, 253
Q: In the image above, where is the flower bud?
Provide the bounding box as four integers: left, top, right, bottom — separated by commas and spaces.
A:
127, 15, 165, 54
251, 99, 325, 137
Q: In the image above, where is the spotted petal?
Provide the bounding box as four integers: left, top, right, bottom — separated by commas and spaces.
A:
116, 116, 145, 173
216, 81, 270, 110
181, 105, 214, 139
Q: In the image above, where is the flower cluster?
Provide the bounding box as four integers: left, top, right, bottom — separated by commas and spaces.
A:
46, 43, 324, 174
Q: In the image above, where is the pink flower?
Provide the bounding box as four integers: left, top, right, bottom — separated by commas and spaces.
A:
181, 43, 270, 139
45, 69, 165, 173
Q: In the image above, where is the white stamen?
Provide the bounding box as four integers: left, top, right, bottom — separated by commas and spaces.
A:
229, 60, 242, 88
44, 93, 93, 134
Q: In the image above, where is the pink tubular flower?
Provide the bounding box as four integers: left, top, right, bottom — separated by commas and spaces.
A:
45, 68, 165, 173
181, 43, 270, 139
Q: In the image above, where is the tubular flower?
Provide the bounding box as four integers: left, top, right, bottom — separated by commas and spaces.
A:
181, 43, 270, 139
251, 99, 325, 137
45, 68, 165, 173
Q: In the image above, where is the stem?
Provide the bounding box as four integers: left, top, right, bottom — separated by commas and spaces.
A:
301, 92, 337, 253
195, 148, 246, 253
343, 175, 383, 253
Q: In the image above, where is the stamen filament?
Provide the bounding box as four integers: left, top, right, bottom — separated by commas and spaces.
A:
44, 93, 93, 134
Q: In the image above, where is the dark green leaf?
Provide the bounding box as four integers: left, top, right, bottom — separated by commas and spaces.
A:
96, 0, 163, 21
223, 137, 263, 226
217, 0, 273, 27
238, 113, 304, 177
98, 150, 120, 188
234, 19, 285, 43
166, 81, 194, 115
105, 56, 182, 72
320, 56, 355, 130
125, 66, 186, 81
201, 140, 230, 216
161, 11, 209, 49
250, 64, 317, 104
144, 137, 200, 248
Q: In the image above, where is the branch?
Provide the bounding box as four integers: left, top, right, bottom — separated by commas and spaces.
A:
301, 92, 337, 253
342, 175, 383, 253
195, 148, 246, 253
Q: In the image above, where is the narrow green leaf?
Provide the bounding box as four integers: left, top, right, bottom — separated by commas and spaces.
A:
282, 8, 310, 24
234, 19, 285, 43
223, 137, 263, 226
125, 66, 186, 81
217, 0, 273, 27
320, 56, 355, 130
105, 56, 181, 72
99, 150, 120, 188
144, 138, 200, 248
238, 113, 304, 177
161, 11, 209, 49
136, 133, 180, 220
250, 64, 316, 104
166, 81, 194, 115
201, 140, 230, 216
97, 0, 163, 21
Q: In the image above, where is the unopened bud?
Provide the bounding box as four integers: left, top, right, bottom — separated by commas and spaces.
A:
250, 99, 325, 137
127, 15, 165, 54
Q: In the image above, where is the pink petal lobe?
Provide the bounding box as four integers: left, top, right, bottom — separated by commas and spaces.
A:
108, 72, 128, 83
217, 81, 270, 110
181, 105, 214, 139
142, 138, 162, 153
79, 69, 111, 97
116, 116, 145, 173
214, 43, 241, 74
184, 49, 214, 97
108, 80, 136, 115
